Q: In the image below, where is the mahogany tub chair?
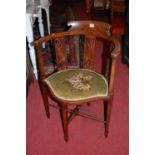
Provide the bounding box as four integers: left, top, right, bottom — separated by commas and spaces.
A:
32, 20, 120, 142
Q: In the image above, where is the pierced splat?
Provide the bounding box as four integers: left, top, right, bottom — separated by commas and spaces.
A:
83, 36, 96, 69
54, 37, 68, 70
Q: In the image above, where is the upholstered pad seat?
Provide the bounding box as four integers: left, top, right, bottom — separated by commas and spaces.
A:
44, 69, 108, 103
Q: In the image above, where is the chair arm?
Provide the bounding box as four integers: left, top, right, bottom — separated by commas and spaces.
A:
108, 36, 120, 95
110, 36, 120, 58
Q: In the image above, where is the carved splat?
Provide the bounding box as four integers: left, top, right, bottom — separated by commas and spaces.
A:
83, 36, 96, 69
79, 36, 84, 67
54, 38, 68, 70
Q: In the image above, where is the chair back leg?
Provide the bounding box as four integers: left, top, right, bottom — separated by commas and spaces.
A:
104, 99, 113, 137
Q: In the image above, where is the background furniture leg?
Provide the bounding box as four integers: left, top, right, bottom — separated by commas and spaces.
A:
43, 6, 51, 34
38, 7, 45, 47
26, 14, 38, 80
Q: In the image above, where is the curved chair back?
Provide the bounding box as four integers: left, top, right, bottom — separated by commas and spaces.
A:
32, 20, 120, 95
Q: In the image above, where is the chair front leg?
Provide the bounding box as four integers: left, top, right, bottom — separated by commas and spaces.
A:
40, 83, 50, 118
104, 99, 113, 137
61, 104, 68, 142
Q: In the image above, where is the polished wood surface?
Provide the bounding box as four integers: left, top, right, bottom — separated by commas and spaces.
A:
32, 20, 120, 141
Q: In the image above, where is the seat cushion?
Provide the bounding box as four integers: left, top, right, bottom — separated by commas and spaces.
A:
44, 69, 108, 103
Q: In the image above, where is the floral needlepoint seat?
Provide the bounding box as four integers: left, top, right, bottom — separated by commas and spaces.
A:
44, 69, 108, 103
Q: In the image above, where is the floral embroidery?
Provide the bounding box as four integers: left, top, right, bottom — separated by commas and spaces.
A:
65, 74, 92, 90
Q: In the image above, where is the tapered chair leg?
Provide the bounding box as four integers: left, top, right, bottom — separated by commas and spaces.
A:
104, 99, 113, 137
61, 104, 68, 142
40, 83, 50, 118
